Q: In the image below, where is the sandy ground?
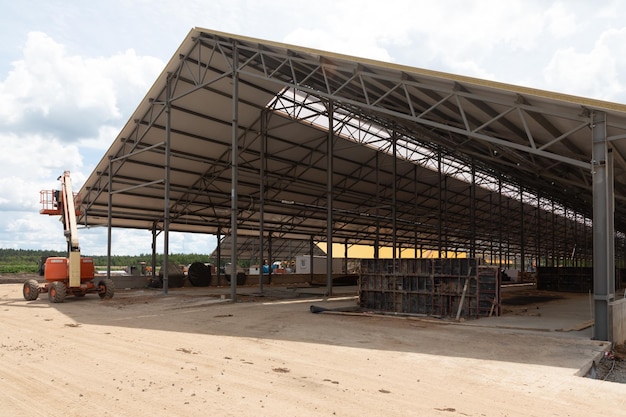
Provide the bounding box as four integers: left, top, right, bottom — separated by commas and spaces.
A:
1, 275, 625, 417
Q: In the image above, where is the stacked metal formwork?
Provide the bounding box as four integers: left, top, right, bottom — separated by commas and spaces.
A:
536, 267, 626, 292
359, 258, 500, 319
536, 267, 593, 293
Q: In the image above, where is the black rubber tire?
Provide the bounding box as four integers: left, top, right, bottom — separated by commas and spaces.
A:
187, 262, 211, 287
226, 272, 247, 285
97, 278, 115, 299
23, 279, 39, 301
48, 281, 66, 303
157, 272, 185, 288
38, 257, 47, 276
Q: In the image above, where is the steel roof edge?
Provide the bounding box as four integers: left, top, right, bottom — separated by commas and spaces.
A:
192, 26, 626, 114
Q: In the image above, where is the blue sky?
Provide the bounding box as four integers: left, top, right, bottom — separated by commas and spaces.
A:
1, 0, 625, 255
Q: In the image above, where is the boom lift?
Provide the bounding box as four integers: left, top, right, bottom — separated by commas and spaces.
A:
23, 171, 114, 303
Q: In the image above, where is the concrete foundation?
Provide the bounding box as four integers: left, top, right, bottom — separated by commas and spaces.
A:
238, 273, 357, 286
108, 275, 150, 289
611, 297, 626, 344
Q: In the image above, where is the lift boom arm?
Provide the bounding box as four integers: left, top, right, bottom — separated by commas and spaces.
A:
59, 171, 80, 254
60, 171, 81, 287
40, 171, 83, 286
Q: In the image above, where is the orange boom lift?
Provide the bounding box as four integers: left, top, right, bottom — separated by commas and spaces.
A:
23, 171, 114, 303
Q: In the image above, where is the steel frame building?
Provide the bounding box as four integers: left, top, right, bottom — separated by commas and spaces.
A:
79, 28, 626, 341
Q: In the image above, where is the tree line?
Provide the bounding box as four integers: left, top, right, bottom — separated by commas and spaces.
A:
0, 248, 213, 270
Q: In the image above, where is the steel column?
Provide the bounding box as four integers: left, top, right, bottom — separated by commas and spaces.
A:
536, 192, 541, 268
151, 223, 157, 282
470, 160, 476, 258
258, 110, 267, 294
498, 176, 503, 267
268, 233, 273, 284
107, 157, 113, 281
489, 193, 494, 263
545, 210, 550, 266
437, 148, 443, 257
230, 43, 239, 302
163, 75, 172, 295
503, 198, 508, 267
344, 239, 348, 273
584, 217, 589, 267
519, 186, 526, 272
571, 213, 576, 266
592, 111, 615, 341
374, 152, 380, 259
414, 164, 419, 259
392, 131, 397, 268
309, 237, 314, 283
563, 207, 568, 266
216, 228, 222, 285
550, 200, 559, 266
443, 175, 448, 257
326, 100, 334, 296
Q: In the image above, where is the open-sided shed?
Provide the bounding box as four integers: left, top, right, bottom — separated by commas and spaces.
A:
79, 27, 626, 340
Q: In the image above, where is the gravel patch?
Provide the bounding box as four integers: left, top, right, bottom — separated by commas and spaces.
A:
589, 345, 626, 383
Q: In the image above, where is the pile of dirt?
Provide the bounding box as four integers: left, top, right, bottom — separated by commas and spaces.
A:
0, 273, 42, 284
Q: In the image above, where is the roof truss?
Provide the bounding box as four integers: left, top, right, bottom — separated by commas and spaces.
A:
79, 28, 626, 265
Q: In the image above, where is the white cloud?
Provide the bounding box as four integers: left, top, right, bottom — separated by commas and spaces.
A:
1, 32, 117, 137
80, 125, 124, 153
545, 3, 578, 38
283, 28, 394, 62
76, 228, 217, 257
174, 232, 218, 256
0, 30, 165, 254
279, 1, 555, 81
0, 31, 163, 142
0, 133, 84, 211
0, 213, 217, 257
281, 0, 419, 62
412, 1, 551, 79
543, 27, 626, 101
595, 0, 624, 19
0, 212, 67, 252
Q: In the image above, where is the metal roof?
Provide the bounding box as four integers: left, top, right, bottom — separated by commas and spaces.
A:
79, 27, 626, 259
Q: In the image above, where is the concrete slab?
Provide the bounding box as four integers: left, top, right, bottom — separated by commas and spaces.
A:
142, 283, 598, 336
465, 285, 596, 338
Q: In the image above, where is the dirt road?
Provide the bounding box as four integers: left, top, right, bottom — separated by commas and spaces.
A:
0, 280, 624, 416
